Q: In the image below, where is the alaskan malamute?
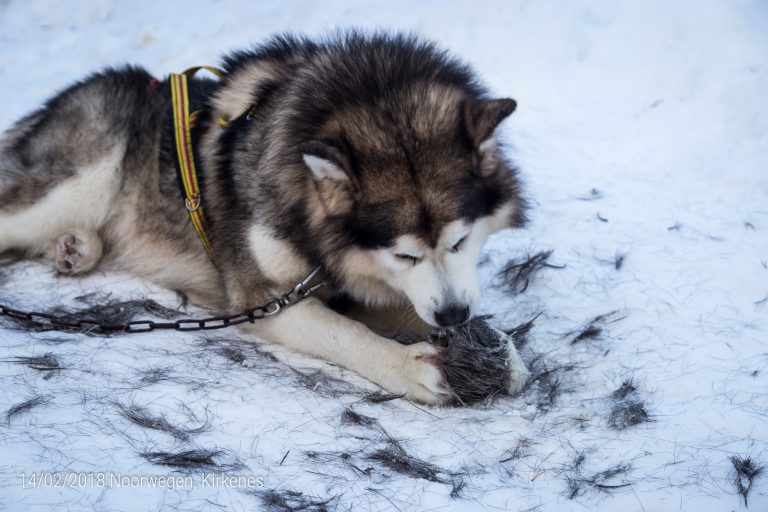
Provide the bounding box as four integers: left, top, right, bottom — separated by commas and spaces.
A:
0, 33, 529, 404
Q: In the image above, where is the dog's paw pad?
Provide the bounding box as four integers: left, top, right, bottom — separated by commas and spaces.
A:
54, 231, 103, 275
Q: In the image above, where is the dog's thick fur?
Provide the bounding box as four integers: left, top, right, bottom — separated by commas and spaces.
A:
0, 33, 529, 404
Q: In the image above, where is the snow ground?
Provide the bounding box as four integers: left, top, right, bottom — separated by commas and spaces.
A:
1, 0, 767, 511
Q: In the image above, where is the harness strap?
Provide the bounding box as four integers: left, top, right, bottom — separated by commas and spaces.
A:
168, 67, 223, 259
183, 66, 225, 79
168, 65, 258, 260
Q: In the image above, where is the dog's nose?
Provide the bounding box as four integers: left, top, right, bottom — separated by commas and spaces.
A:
434, 305, 470, 327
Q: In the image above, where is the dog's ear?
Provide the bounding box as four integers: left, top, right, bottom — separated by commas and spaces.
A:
465, 98, 516, 176
465, 98, 516, 147
300, 141, 353, 215
303, 153, 348, 182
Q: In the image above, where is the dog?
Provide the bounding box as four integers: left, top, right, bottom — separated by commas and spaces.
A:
0, 32, 529, 404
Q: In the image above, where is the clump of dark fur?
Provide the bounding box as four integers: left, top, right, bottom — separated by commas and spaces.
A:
204, 337, 280, 364
116, 402, 209, 441
3, 395, 50, 425
367, 441, 448, 483
564, 453, 632, 499
143, 449, 219, 468
291, 368, 356, 398
567, 310, 626, 345
398, 315, 517, 406
607, 379, 652, 429
496, 250, 565, 294
538, 378, 562, 411
430, 317, 512, 405
340, 408, 378, 427
218, 347, 247, 364
523, 356, 576, 414
4, 353, 62, 372
608, 402, 650, 429
566, 464, 632, 499
611, 379, 637, 400
256, 489, 338, 512
729, 455, 765, 507
137, 366, 173, 385
142, 449, 241, 471
572, 324, 602, 344
614, 251, 626, 270
450, 477, 467, 499
600, 251, 628, 269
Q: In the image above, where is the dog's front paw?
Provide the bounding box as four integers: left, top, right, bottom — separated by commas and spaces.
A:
381, 342, 451, 405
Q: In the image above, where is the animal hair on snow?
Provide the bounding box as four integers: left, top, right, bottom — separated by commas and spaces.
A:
4, 352, 62, 372
254, 488, 339, 512
729, 455, 765, 507
568, 310, 626, 345
496, 250, 565, 294
607, 378, 653, 429
4, 395, 50, 425
116, 402, 210, 441
503, 313, 540, 349
301, 406, 465, 490
428, 316, 515, 406
564, 459, 632, 499
142, 448, 243, 471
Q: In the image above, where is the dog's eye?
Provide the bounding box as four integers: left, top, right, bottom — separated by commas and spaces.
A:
450, 235, 468, 253
395, 254, 422, 265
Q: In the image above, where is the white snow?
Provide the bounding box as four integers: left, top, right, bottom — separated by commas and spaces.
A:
1, 1, 767, 511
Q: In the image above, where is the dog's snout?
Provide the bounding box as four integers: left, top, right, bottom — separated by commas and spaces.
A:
434, 304, 470, 327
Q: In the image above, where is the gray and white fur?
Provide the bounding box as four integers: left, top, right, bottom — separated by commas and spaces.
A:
0, 32, 530, 404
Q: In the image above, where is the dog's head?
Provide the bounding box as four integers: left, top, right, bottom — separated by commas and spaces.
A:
285, 35, 526, 327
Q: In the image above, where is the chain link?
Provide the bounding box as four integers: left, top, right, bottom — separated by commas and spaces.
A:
0, 267, 324, 335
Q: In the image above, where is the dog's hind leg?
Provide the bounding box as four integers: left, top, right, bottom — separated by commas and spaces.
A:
1, 67, 160, 272
0, 140, 124, 272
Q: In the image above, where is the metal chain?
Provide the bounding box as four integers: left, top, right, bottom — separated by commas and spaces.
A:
0, 266, 324, 335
